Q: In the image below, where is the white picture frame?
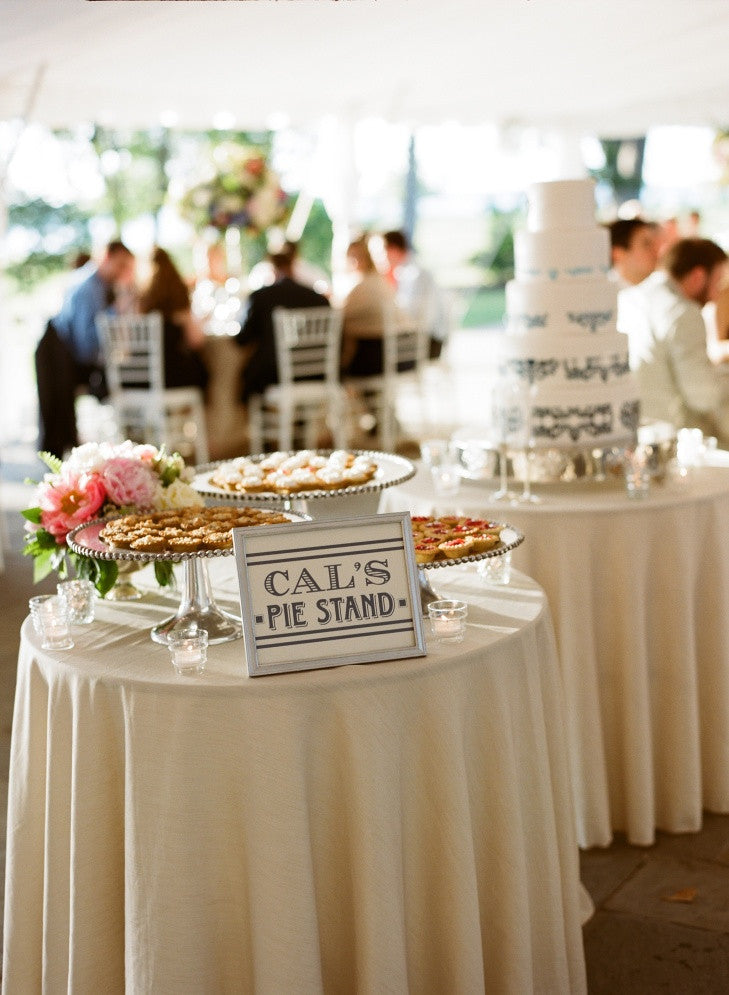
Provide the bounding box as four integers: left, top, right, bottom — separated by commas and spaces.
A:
233, 512, 426, 676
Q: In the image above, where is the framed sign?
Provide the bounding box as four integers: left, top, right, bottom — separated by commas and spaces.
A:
233, 512, 426, 676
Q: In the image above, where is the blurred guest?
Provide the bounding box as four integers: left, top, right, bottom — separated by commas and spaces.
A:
204, 241, 230, 286
382, 229, 449, 358
248, 239, 330, 296
70, 249, 91, 270
685, 210, 702, 237
656, 216, 680, 259
235, 249, 329, 401
191, 241, 244, 337
36, 240, 135, 457
620, 238, 729, 442
707, 272, 729, 362
53, 239, 135, 379
138, 247, 209, 392
340, 237, 398, 376
607, 218, 659, 289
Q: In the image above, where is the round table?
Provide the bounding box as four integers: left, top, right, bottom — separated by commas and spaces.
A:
3, 566, 586, 994
382, 462, 729, 848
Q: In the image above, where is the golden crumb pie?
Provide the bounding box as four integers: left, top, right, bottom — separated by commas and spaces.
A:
99, 506, 293, 554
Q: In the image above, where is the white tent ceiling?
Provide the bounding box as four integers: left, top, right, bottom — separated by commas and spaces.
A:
1, 0, 729, 137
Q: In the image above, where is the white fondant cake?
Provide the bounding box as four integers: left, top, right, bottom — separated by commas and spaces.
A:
499, 178, 640, 448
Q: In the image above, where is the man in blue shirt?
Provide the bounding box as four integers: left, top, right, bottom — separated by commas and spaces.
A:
36, 240, 134, 456
54, 239, 135, 371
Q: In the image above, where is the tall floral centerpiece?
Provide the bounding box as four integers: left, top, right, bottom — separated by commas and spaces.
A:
22, 442, 205, 596
178, 142, 288, 237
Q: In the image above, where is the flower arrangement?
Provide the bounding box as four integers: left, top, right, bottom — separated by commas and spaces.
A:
22, 442, 205, 596
178, 142, 288, 234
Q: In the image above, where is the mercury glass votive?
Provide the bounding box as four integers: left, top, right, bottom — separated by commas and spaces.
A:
57, 579, 96, 625
427, 600, 468, 643
478, 551, 512, 586
168, 628, 208, 676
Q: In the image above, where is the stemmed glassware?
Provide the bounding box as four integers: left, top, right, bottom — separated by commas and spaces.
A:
513, 384, 541, 505
489, 379, 524, 502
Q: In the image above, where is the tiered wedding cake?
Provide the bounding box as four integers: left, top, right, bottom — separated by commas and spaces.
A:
498, 178, 640, 450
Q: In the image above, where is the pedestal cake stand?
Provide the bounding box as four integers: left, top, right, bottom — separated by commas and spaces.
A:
416, 525, 524, 614
192, 450, 416, 518
67, 514, 307, 646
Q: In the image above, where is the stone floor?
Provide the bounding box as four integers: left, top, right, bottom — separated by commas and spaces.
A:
3, 441, 729, 991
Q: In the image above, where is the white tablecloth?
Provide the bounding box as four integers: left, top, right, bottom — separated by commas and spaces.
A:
3, 566, 586, 994
382, 463, 729, 848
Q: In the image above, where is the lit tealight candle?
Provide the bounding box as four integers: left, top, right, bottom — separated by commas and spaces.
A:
168, 629, 208, 676
427, 600, 468, 644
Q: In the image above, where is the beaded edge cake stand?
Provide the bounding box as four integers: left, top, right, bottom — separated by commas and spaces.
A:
417, 525, 524, 614
67, 513, 308, 646
191, 450, 417, 514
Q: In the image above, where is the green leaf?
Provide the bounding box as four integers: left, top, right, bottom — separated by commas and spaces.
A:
38, 451, 63, 474
23, 529, 60, 557
93, 560, 119, 598
154, 560, 175, 588
31, 549, 56, 583
73, 555, 118, 597
21, 507, 42, 524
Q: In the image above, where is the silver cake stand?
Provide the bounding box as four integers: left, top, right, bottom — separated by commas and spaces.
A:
417, 525, 524, 614
192, 450, 416, 518
67, 513, 307, 645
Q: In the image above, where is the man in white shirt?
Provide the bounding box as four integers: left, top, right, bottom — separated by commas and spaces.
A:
619, 237, 729, 442
382, 230, 449, 358
607, 218, 659, 289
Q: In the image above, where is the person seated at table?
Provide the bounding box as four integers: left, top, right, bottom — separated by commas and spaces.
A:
381, 229, 449, 358
138, 246, 209, 392
234, 249, 330, 401
247, 238, 331, 296
619, 237, 729, 443
340, 236, 399, 377
607, 218, 659, 289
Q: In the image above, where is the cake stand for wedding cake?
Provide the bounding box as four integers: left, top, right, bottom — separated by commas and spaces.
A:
464, 178, 641, 485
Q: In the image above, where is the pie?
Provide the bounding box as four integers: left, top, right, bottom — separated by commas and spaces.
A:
99, 506, 292, 554
208, 450, 378, 495
410, 515, 503, 564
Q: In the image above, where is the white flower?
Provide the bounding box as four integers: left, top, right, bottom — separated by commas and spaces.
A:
153, 479, 205, 510
63, 442, 109, 474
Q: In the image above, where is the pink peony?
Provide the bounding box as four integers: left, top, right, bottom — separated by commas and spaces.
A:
38, 471, 107, 541
101, 457, 159, 508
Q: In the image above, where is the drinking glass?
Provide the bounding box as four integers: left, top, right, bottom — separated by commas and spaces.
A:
29, 594, 74, 650
421, 439, 461, 499
623, 447, 651, 498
